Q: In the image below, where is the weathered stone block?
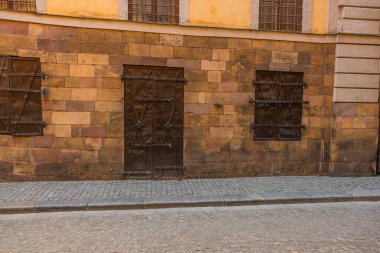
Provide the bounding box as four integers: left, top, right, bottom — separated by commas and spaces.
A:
210, 127, 234, 139
52, 112, 91, 124
32, 149, 61, 163
67, 101, 95, 112
272, 51, 298, 64
185, 104, 210, 115
56, 53, 77, 64
129, 43, 150, 57
70, 65, 95, 77
35, 163, 68, 177
207, 71, 222, 82
99, 150, 123, 162
201, 60, 226, 71
78, 54, 109, 65
71, 88, 97, 101
55, 125, 72, 138
160, 34, 184, 46
95, 101, 123, 112
150, 45, 174, 58
0, 162, 13, 175
212, 49, 230, 61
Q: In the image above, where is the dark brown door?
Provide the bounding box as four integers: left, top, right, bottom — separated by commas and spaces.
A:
123, 65, 184, 178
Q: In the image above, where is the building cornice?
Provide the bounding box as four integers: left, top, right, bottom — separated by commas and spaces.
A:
0, 10, 378, 45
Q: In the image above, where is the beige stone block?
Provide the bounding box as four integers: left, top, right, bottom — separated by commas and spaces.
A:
342, 7, 380, 20
52, 112, 90, 124
334, 88, 379, 102
201, 60, 226, 71
269, 63, 290, 71
49, 88, 71, 100
335, 58, 379, 74
338, 0, 380, 8
207, 71, 222, 83
70, 65, 95, 77
94, 65, 122, 78
212, 49, 230, 61
57, 53, 77, 64
339, 19, 379, 35
129, 43, 150, 56
95, 101, 123, 112
98, 89, 123, 101
0, 34, 37, 50
272, 51, 298, 64
151, 45, 173, 58
42, 63, 69, 77
55, 125, 71, 137
199, 92, 206, 103
160, 34, 184, 46
210, 127, 234, 139
78, 54, 109, 65
71, 88, 97, 101
334, 74, 380, 88
336, 44, 380, 58
84, 138, 102, 150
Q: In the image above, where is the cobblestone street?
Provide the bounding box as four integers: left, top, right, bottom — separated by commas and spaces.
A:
1, 202, 379, 252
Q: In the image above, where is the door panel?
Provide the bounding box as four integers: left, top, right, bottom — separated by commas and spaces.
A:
124, 65, 184, 178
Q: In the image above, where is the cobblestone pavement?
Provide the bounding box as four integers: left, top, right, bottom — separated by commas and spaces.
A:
1, 176, 380, 202
0, 202, 379, 253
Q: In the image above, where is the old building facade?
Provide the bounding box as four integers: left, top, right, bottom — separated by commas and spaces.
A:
0, 0, 379, 180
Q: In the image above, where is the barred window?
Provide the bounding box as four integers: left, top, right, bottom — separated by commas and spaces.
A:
128, 0, 179, 24
0, 0, 36, 12
251, 71, 306, 141
259, 0, 303, 32
0, 55, 45, 136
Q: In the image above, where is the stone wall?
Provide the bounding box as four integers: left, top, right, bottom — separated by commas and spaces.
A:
329, 0, 380, 176
0, 20, 338, 180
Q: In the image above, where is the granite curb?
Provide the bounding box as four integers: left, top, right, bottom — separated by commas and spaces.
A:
1, 191, 379, 214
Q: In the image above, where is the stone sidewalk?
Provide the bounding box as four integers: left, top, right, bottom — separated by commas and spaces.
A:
0, 176, 379, 214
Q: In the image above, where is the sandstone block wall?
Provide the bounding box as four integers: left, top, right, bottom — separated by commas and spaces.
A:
1, 19, 374, 181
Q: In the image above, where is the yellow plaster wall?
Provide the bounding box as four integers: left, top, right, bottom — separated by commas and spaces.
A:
312, 0, 328, 33
46, 0, 119, 19
188, 0, 251, 28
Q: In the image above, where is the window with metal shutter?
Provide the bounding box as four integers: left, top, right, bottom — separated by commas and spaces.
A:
251, 71, 307, 141
0, 55, 45, 136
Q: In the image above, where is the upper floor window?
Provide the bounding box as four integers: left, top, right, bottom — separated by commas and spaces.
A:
128, 0, 179, 24
259, 0, 303, 32
0, 0, 36, 12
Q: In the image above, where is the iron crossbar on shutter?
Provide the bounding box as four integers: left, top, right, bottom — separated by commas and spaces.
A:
252, 71, 307, 141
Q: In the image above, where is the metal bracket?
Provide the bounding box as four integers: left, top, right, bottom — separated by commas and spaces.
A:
41, 87, 48, 97
253, 80, 308, 88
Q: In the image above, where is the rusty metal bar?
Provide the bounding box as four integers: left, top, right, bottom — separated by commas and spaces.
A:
134, 97, 173, 103
154, 166, 184, 170
0, 88, 45, 93
253, 80, 308, 87
134, 143, 173, 148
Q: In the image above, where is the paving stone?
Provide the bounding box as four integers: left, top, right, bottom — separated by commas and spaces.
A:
0, 176, 379, 213
0, 202, 379, 252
